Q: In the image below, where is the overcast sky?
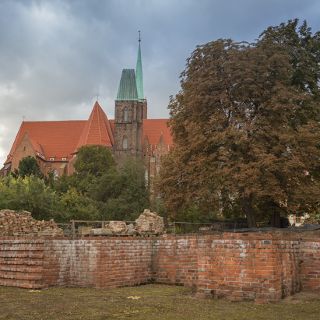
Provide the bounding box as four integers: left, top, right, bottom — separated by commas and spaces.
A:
1, 0, 320, 165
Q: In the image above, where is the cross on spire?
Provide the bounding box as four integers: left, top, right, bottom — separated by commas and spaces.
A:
136, 30, 144, 100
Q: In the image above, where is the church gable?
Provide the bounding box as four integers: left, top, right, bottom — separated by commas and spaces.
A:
11, 133, 38, 170
75, 101, 114, 152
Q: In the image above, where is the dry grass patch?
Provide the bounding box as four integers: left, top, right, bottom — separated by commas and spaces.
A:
0, 285, 319, 320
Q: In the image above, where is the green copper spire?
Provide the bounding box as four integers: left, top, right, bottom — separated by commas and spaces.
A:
116, 69, 138, 101
135, 31, 144, 100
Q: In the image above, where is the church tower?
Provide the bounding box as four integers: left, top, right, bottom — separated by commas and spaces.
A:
113, 33, 147, 159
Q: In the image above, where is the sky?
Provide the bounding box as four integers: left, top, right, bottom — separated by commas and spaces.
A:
1, 0, 320, 165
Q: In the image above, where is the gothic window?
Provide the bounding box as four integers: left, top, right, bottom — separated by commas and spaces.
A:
124, 107, 129, 122
122, 136, 128, 150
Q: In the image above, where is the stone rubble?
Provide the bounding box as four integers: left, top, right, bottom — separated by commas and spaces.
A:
108, 221, 128, 234
0, 208, 165, 237
135, 209, 165, 235
0, 209, 63, 237
88, 209, 164, 236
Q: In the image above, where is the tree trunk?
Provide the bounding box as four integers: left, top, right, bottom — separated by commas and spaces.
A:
242, 197, 257, 228
270, 212, 281, 228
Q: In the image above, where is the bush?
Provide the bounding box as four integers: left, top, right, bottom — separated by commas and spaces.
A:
0, 175, 59, 220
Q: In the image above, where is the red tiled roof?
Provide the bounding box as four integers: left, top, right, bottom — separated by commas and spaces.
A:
76, 101, 114, 151
6, 120, 86, 162
109, 119, 172, 146
5, 104, 172, 164
143, 119, 173, 146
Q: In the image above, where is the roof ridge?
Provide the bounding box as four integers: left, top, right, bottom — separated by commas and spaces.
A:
84, 103, 97, 145
97, 103, 102, 144
143, 118, 170, 121
22, 120, 87, 123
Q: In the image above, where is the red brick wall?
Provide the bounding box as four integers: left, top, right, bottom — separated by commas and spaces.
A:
152, 235, 198, 287
194, 234, 301, 302
0, 239, 45, 289
43, 238, 153, 288
152, 233, 319, 302
300, 236, 320, 292
0, 233, 319, 302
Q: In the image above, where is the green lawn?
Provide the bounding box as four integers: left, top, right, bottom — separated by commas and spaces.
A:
0, 284, 319, 320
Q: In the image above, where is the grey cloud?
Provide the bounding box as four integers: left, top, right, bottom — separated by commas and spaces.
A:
1, 0, 320, 163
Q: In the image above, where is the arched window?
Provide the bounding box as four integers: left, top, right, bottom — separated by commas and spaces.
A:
124, 107, 129, 122
122, 136, 128, 150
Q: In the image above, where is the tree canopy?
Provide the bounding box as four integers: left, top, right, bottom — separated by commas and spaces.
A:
159, 20, 320, 227
17, 156, 43, 178
0, 175, 59, 220
1, 146, 149, 222
74, 145, 115, 177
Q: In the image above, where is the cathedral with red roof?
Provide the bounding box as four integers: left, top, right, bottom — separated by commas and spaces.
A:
2, 39, 172, 188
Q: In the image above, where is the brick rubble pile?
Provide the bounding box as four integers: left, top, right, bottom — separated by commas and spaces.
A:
0, 209, 63, 237
135, 209, 164, 235
82, 209, 165, 236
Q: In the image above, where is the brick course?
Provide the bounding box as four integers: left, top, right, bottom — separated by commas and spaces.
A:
0, 232, 319, 302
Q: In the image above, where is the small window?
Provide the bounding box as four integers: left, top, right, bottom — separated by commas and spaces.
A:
49, 157, 55, 161
124, 107, 129, 122
23, 146, 26, 151
122, 137, 128, 150
61, 157, 67, 161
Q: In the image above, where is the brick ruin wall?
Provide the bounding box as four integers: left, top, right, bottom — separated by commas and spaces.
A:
153, 233, 320, 302
0, 233, 319, 302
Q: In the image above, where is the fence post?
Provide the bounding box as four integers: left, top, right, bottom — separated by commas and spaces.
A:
71, 220, 76, 239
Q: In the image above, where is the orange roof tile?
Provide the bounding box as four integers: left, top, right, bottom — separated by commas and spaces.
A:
5, 104, 173, 164
6, 120, 86, 162
76, 101, 114, 151
143, 119, 173, 146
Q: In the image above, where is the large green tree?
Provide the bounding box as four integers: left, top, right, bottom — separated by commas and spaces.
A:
90, 158, 149, 221
159, 20, 320, 227
54, 146, 149, 221
54, 145, 116, 194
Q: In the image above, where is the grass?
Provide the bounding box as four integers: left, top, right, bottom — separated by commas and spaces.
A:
0, 284, 320, 320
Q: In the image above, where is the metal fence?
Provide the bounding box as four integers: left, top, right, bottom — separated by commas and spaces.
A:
57, 219, 251, 238
57, 219, 320, 238
62, 220, 136, 238
168, 220, 249, 234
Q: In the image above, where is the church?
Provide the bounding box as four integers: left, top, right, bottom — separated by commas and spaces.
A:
1, 39, 173, 188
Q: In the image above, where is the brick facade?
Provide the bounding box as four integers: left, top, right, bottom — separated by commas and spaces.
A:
113, 100, 146, 159
1, 232, 319, 302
